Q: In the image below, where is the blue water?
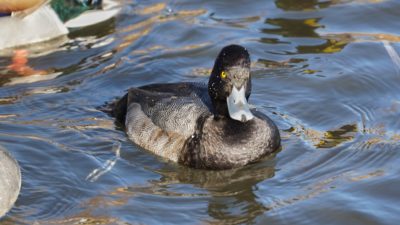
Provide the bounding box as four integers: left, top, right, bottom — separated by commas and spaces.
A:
1, 0, 400, 224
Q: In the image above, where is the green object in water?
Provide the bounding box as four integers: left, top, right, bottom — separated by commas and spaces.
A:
51, 0, 102, 22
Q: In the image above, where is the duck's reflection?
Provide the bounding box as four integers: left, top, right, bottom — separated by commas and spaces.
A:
130, 159, 276, 224
193, 164, 275, 223
157, 159, 276, 223
37, 157, 277, 224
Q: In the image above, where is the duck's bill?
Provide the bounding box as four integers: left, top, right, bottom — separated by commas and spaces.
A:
227, 86, 254, 122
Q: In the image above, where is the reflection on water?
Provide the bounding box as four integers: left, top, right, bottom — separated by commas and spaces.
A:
57, 162, 275, 224
275, 0, 333, 11
263, 18, 323, 38
1, 0, 400, 224
262, 16, 349, 54
297, 38, 348, 54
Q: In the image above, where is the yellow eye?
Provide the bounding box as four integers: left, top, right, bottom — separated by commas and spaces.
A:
220, 71, 227, 79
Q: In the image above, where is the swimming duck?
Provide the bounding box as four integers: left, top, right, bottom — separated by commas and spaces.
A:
0, 147, 21, 218
0, 0, 120, 50
113, 45, 281, 169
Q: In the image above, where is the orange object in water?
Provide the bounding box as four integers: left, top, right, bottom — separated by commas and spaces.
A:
8, 49, 46, 76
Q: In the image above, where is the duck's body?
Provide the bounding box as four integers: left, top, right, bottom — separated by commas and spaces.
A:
113, 45, 281, 169
0, 147, 21, 218
0, 0, 120, 50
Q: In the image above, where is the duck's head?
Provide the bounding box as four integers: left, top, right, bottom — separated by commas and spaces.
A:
208, 45, 254, 122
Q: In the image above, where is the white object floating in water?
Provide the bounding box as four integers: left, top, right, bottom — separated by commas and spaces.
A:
65, 0, 121, 29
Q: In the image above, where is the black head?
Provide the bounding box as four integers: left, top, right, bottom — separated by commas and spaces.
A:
208, 45, 253, 122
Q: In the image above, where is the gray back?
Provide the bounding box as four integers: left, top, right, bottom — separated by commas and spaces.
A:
128, 82, 213, 138
124, 82, 213, 162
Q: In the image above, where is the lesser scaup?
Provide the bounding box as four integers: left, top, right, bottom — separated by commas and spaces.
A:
113, 45, 281, 169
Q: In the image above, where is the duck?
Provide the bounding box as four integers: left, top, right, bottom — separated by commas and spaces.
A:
112, 45, 281, 169
0, 147, 21, 218
0, 0, 120, 50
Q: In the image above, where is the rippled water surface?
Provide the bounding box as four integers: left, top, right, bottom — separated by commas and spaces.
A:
1, 0, 400, 224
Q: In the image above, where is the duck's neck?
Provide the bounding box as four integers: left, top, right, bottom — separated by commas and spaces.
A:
211, 99, 230, 119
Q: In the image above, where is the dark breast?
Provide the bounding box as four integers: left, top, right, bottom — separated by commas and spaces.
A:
179, 115, 280, 169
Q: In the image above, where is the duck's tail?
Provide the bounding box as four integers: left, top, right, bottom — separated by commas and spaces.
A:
99, 94, 128, 126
